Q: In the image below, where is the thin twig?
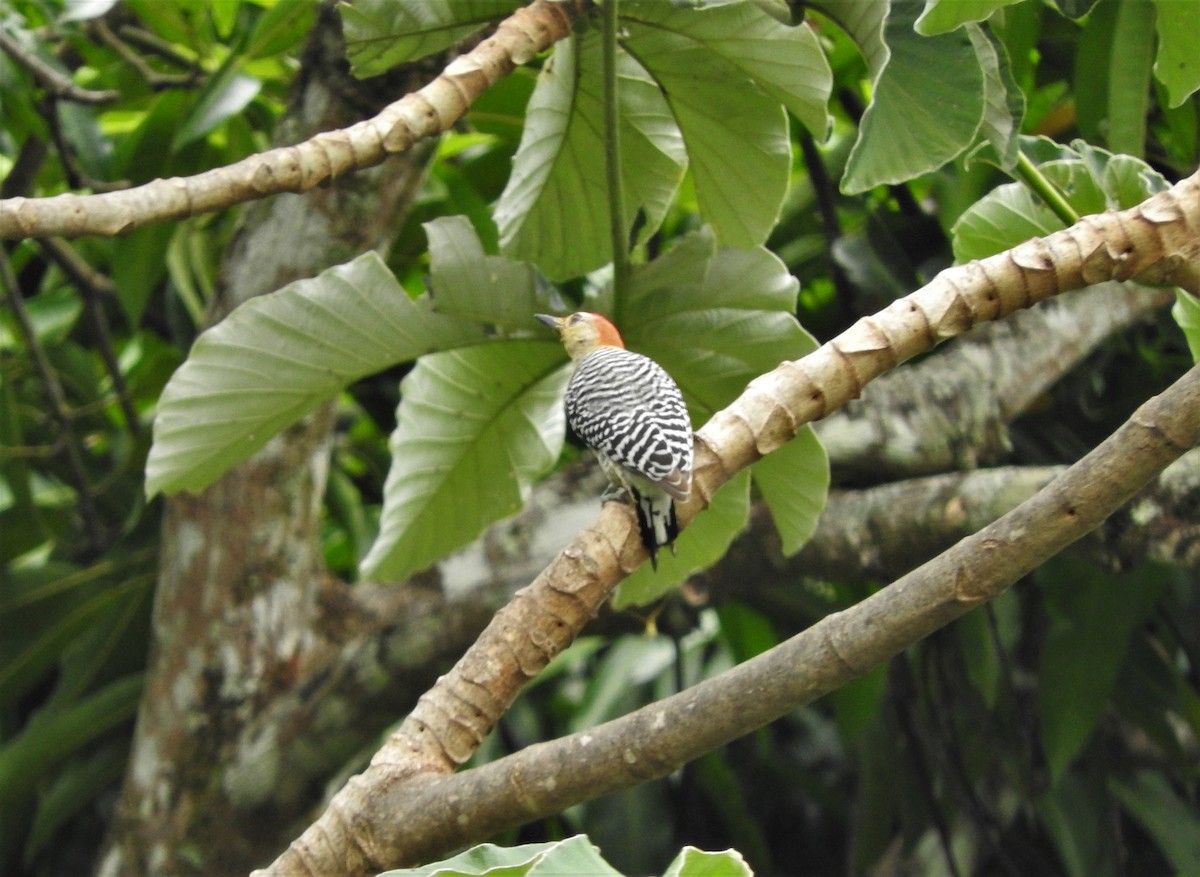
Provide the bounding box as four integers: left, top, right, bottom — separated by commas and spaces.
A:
0, 27, 119, 104
37, 238, 142, 436
90, 20, 199, 90
39, 96, 130, 192
0, 250, 105, 549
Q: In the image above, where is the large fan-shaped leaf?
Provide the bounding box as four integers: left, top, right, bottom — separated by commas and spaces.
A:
622, 0, 832, 139
146, 253, 484, 497
360, 342, 569, 582
842, 0, 985, 193
623, 229, 813, 417
340, 0, 519, 76
424, 215, 541, 327
622, 25, 790, 248
495, 31, 686, 281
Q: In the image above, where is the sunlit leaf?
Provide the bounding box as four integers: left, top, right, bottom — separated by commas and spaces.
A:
622, 0, 832, 139
661, 846, 753, 877
622, 24, 789, 247
915, 0, 1023, 35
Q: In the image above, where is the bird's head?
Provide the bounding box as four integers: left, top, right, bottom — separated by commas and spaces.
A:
536, 312, 625, 360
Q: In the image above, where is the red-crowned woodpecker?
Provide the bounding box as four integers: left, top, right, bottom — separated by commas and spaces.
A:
537, 312, 693, 567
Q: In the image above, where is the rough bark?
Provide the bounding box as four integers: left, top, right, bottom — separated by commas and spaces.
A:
255, 173, 1200, 875
97, 10, 441, 876
260, 362, 1200, 874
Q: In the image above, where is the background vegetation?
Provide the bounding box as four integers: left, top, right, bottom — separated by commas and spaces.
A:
1, 0, 1197, 875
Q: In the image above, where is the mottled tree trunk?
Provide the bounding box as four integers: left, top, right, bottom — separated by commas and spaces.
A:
98, 9, 438, 875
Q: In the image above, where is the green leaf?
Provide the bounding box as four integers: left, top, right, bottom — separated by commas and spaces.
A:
359, 342, 569, 582
613, 469, 751, 609
953, 138, 1168, 262
24, 742, 126, 864
809, 0, 889, 77
341, 0, 520, 76
1105, 0, 1154, 157
622, 0, 833, 139
1172, 291, 1200, 362
752, 425, 829, 556
915, 0, 1024, 35
843, 0, 986, 193
1152, 0, 1200, 107
661, 847, 753, 877
146, 253, 485, 497
245, 0, 317, 60
495, 31, 686, 280
1036, 773, 1110, 877
172, 56, 261, 150
0, 675, 142, 828
967, 22, 1025, 169
1037, 558, 1166, 783
1109, 773, 1200, 876
623, 230, 809, 418
621, 23, 791, 248
376, 834, 620, 876
424, 216, 541, 328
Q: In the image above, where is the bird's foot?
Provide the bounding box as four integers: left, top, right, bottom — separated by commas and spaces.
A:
601, 484, 636, 506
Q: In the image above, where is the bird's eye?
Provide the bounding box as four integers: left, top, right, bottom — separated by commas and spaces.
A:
569, 314, 584, 324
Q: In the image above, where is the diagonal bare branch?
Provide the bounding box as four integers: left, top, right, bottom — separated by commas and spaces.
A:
0, 0, 590, 240
255, 171, 1200, 875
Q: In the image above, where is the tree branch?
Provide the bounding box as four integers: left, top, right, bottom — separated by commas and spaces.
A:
260, 360, 1200, 874
0, 1, 590, 240
255, 170, 1200, 874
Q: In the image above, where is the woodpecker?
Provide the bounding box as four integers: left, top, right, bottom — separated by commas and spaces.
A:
536, 312, 693, 568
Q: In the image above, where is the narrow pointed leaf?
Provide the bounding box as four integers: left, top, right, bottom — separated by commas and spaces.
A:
360, 342, 569, 582
496, 32, 686, 280
146, 253, 485, 497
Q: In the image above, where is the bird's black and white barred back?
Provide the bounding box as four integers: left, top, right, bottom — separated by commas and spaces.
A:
565, 346, 692, 499
537, 312, 694, 567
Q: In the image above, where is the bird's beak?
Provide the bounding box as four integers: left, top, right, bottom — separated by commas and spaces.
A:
535, 313, 561, 332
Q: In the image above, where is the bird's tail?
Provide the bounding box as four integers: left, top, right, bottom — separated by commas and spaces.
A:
632, 487, 679, 570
